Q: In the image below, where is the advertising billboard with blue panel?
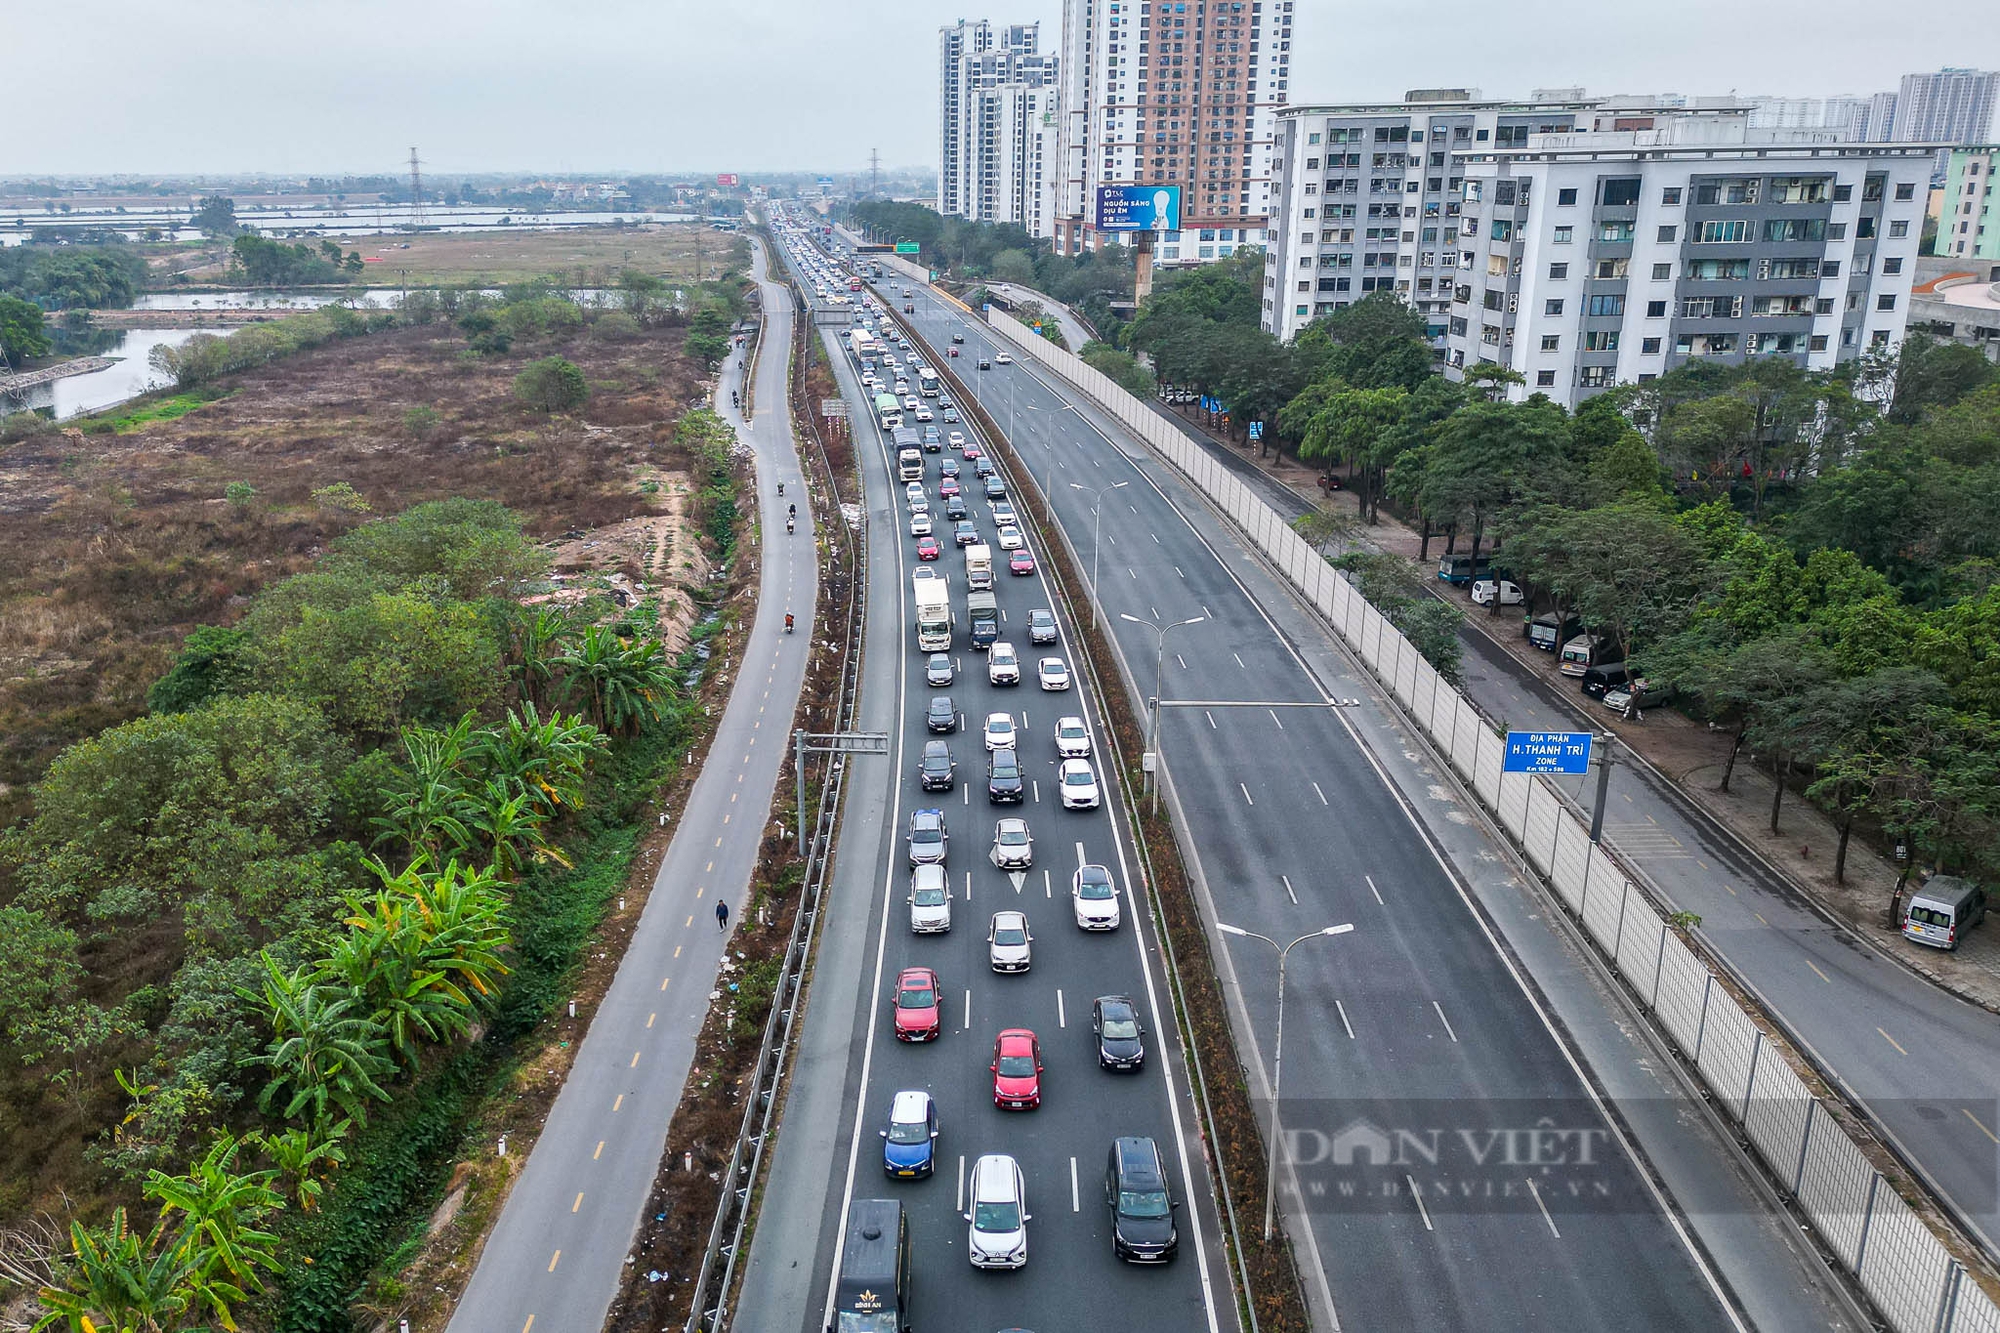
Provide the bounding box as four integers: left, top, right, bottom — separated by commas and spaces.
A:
1094, 185, 1181, 232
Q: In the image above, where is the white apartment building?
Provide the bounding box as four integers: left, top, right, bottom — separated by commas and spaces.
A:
1445, 120, 1933, 408
1053, 0, 1292, 266
1263, 92, 1660, 343
939, 21, 1059, 231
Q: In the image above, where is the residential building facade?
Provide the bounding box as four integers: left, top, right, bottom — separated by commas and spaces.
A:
939, 21, 1059, 231
1053, 0, 1292, 267
1890, 67, 1999, 147
1444, 120, 1932, 408
1934, 146, 2000, 259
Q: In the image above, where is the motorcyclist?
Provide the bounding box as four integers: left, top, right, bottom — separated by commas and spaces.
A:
777, 481, 784, 496
787, 516, 795, 535
788, 502, 797, 518
784, 613, 795, 633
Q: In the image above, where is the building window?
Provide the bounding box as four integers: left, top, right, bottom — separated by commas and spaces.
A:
1596, 259, 1629, 279
1894, 182, 1916, 201
1889, 220, 1909, 238
1857, 216, 1876, 239
1661, 187, 1683, 205
1536, 370, 1558, 386
1549, 262, 1569, 279
1651, 262, 1673, 280
1557, 187, 1578, 206
1657, 224, 1678, 243
1872, 329, 1892, 347
1821, 260, 1841, 278
1587, 294, 1625, 317
1697, 219, 1748, 243
1579, 366, 1614, 388
1883, 257, 1904, 275
1833, 183, 1853, 202
1828, 222, 1847, 240
1545, 298, 1565, 316
1584, 330, 1620, 351
1809, 334, 1829, 352
1541, 334, 1560, 351
1646, 300, 1667, 317
1553, 225, 1573, 243
1878, 293, 1897, 311
1641, 336, 1662, 354
1600, 178, 1642, 207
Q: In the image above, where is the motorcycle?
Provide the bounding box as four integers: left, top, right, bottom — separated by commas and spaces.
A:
786, 517, 795, 535
785, 614, 795, 634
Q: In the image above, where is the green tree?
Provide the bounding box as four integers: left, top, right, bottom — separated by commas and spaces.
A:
1422, 398, 1569, 562
146, 625, 255, 715
0, 292, 52, 361
141, 1133, 284, 1323
511, 355, 589, 412
192, 195, 239, 237
239, 953, 395, 1130
558, 626, 679, 734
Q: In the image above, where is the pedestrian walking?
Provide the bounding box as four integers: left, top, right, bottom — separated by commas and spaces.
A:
716, 899, 729, 931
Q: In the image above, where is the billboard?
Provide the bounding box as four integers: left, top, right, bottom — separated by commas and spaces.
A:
1095, 184, 1180, 232
716, 173, 740, 187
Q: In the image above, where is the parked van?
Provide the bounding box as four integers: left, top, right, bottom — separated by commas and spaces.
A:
832, 1199, 912, 1331
1580, 661, 1631, 699
1903, 876, 1987, 951
1560, 635, 1612, 677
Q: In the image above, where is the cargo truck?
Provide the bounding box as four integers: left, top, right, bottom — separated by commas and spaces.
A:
964, 540, 996, 588
965, 590, 999, 649
914, 579, 953, 652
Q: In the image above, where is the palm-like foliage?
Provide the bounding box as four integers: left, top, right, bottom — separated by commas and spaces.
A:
251, 1120, 349, 1213
467, 780, 567, 877
396, 858, 513, 1006
322, 894, 471, 1072
142, 1134, 282, 1327
31, 1207, 197, 1333
239, 953, 394, 1131
510, 606, 579, 708
474, 703, 606, 815
370, 714, 483, 864
557, 625, 678, 735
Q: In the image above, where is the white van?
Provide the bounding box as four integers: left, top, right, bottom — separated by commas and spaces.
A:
1903, 876, 1987, 951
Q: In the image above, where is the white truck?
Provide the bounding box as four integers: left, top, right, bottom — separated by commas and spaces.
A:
914, 578, 953, 652
964, 543, 993, 591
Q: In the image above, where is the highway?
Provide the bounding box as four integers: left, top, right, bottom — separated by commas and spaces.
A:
845, 237, 1861, 1333
443, 236, 815, 1333
1143, 386, 2000, 1261
733, 216, 1235, 1333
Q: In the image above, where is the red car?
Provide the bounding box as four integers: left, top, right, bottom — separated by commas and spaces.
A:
990, 1028, 1043, 1109
938, 477, 962, 498
1009, 547, 1036, 576
948, 346, 961, 357
916, 536, 942, 561
893, 966, 943, 1042
962, 441, 983, 460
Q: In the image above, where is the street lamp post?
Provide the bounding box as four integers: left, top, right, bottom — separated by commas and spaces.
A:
1216, 921, 1356, 1241
1068, 480, 1129, 629
1117, 611, 1205, 815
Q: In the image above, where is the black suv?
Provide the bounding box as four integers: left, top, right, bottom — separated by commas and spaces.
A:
1105, 1136, 1179, 1263
986, 748, 1024, 803
952, 332, 966, 343
918, 739, 956, 792
1091, 995, 1146, 1071
926, 695, 958, 733
944, 495, 969, 521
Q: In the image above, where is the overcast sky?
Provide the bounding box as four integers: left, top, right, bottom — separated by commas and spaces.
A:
9, 0, 1998, 178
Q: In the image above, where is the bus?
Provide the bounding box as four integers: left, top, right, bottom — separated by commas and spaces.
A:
917, 367, 939, 398
847, 276, 863, 292
874, 392, 903, 431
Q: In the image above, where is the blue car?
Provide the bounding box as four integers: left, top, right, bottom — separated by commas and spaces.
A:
881, 1089, 940, 1177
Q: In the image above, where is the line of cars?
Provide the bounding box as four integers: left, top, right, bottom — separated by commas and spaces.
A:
875, 314, 1181, 1275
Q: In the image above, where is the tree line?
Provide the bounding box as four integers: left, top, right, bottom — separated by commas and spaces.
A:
0, 497, 703, 1329
1101, 259, 2000, 903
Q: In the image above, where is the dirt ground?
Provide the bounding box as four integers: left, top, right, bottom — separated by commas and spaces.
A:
1171, 410, 2000, 1012
0, 315, 708, 811
168, 224, 749, 289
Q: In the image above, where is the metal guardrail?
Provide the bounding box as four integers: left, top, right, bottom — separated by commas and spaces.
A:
680, 238, 869, 1333
980, 309, 2000, 1333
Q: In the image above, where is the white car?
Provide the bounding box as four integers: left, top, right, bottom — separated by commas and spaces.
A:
991, 503, 1017, 528
1071, 862, 1121, 930
995, 351, 1014, 364
904, 395, 922, 411
1058, 758, 1100, 811
908, 863, 952, 933
910, 511, 933, 538
947, 431, 967, 449
1037, 657, 1071, 692
992, 817, 1034, 869
915, 404, 935, 422
966, 1153, 1030, 1269
988, 910, 1033, 972
988, 641, 1021, 686
1054, 715, 1092, 759
984, 711, 1017, 752
996, 525, 1024, 551
1471, 578, 1525, 607
905, 481, 927, 508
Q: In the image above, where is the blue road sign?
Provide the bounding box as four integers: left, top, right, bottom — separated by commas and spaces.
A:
1248, 420, 1264, 440
1503, 730, 1593, 775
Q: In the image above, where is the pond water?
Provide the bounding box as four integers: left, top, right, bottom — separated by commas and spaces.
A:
2, 329, 202, 419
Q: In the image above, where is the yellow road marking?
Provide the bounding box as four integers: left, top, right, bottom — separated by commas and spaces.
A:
1965, 1108, 2000, 1145
1878, 1028, 1908, 1056
548, 1250, 561, 1272
1753, 912, 1768, 926
674, 945, 683, 959
1805, 960, 1831, 983
594, 1141, 604, 1160
630, 1050, 641, 1068
523, 1317, 536, 1333
613, 1094, 624, 1112
573, 1192, 584, 1213
647, 1012, 657, 1028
